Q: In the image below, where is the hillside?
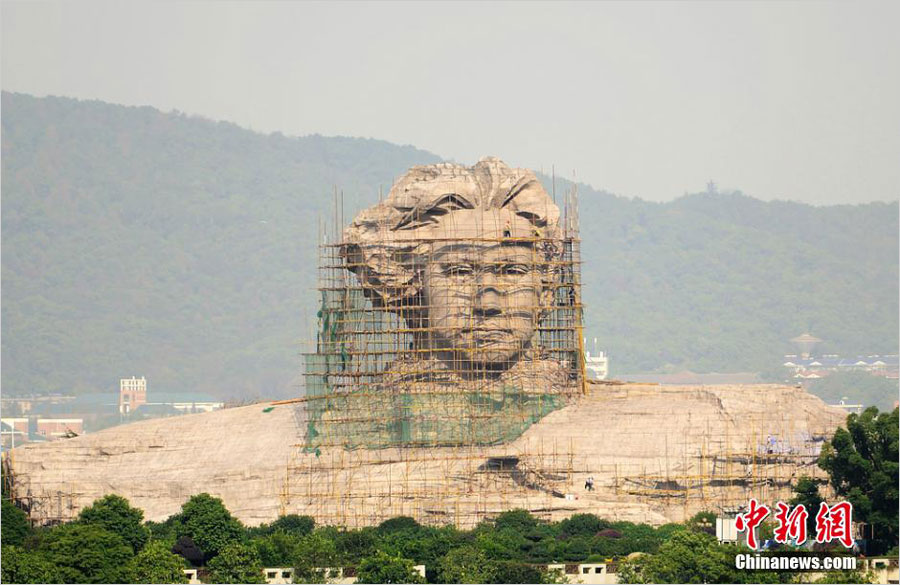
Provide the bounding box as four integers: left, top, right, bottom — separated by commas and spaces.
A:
2, 92, 897, 399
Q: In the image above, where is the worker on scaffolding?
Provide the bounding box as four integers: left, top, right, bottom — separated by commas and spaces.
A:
766, 434, 777, 455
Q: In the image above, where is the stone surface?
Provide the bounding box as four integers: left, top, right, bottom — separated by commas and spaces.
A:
6, 159, 846, 529
340, 157, 566, 371
9, 382, 844, 528
306, 157, 582, 450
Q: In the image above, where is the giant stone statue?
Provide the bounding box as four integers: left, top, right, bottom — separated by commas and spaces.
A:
304, 158, 584, 448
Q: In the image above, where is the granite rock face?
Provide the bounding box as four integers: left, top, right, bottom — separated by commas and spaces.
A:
9, 382, 844, 528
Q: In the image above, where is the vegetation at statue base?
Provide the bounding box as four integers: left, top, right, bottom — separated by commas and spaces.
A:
1, 410, 896, 583
816, 407, 898, 555
616, 530, 787, 584
0, 491, 763, 584
2, 92, 897, 401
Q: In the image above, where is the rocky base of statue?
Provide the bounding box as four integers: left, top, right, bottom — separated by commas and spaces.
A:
8, 382, 844, 528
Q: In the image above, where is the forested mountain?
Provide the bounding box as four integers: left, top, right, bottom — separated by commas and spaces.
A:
2, 92, 897, 399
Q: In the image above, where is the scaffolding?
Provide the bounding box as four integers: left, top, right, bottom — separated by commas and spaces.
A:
2, 451, 81, 526
301, 174, 585, 451
287, 159, 587, 527
596, 406, 837, 522
282, 439, 579, 529
283, 160, 838, 529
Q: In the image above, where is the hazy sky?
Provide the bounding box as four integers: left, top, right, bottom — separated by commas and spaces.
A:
3, 1, 899, 204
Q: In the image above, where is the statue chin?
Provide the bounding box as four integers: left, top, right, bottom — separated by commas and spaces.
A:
465, 350, 521, 370
434, 331, 529, 370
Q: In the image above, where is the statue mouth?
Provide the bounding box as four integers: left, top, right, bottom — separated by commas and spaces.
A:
466, 328, 513, 343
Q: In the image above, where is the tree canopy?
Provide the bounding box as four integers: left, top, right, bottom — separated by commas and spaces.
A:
78, 493, 150, 553
206, 542, 265, 584
817, 407, 899, 555
174, 493, 244, 560
356, 549, 425, 584
1, 499, 30, 547
127, 540, 189, 584
0, 545, 61, 584
617, 530, 786, 584
0, 480, 875, 584
39, 523, 134, 583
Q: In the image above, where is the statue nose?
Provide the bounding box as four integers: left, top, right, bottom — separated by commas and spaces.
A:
474, 300, 502, 318
474, 276, 503, 317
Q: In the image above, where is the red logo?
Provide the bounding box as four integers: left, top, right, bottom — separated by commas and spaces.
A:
735, 498, 770, 549
773, 502, 808, 545
815, 501, 854, 548
736, 500, 854, 550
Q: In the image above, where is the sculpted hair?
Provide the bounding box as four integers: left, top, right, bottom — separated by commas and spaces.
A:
341, 158, 563, 310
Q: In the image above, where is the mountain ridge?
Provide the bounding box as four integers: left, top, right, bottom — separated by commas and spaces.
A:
3, 91, 897, 399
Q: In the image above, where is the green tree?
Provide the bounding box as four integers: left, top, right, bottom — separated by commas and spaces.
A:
127, 540, 189, 584
612, 521, 672, 556
252, 530, 301, 567
356, 549, 425, 584
269, 514, 315, 536
616, 530, 788, 584
146, 516, 178, 544
790, 476, 825, 536
489, 561, 549, 584
175, 493, 244, 560
813, 569, 873, 584
39, 522, 134, 583
558, 513, 608, 537
475, 527, 529, 561
376, 516, 421, 534
207, 542, 266, 584
378, 524, 462, 571
0, 545, 61, 584
687, 511, 716, 535
292, 530, 338, 584
336, 526, 377, 563
493, 509, 539, 533
78, 493, 150, 552
1, 499, 30, 546
436, 545, 495, 584
818, 407, 899, 555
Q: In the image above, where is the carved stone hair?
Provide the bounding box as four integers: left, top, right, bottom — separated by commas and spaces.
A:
341, 157, 562, 309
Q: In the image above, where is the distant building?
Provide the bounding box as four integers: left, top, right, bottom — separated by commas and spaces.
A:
830, 399, 864, 415
1, 417, 83, 448
783, 333, 898, 380
119, 377, 223, 415
0, 394, 75, 416
584, 351, 609, 380
618, 371, 761, 385
783, 355, 899, 380
141, 393, 223, 413
263, 568, 294, 584
119, 376, 147, 414
789, 333, 822, 360
245, 565, 425, 585
547, 563, 618, 585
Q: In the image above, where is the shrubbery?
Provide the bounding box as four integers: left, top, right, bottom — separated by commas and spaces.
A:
2, 409, 896, 585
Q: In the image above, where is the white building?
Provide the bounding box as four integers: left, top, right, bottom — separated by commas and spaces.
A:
585, 351, 609, 380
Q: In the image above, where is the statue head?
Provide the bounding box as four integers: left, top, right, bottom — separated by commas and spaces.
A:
342, 157, 562, 371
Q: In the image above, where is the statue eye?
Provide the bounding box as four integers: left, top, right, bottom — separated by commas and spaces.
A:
442, 264, 474, 277
502, 264, 529, 276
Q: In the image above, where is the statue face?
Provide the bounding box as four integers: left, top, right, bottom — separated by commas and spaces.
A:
422, 242, 544, 367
